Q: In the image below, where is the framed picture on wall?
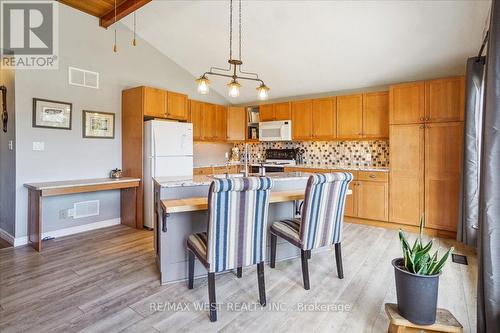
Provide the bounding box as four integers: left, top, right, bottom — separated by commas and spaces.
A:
82, 111, 115, 139
33, 98, 72, 130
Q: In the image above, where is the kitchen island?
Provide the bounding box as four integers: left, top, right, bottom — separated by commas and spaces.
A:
153, 172, 352, 285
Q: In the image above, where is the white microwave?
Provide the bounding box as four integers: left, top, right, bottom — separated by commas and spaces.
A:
259, 120, 292, 141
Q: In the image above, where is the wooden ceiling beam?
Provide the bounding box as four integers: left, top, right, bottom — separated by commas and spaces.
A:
99, 0, 151, 29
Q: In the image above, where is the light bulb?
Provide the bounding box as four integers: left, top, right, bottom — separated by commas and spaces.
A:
196, 75, 210, 95
256, 83, 270, 100
227, 80, 241, 98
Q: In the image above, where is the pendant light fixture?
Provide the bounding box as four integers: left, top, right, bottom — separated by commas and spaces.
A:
132, 11, 137, 46
113, 0, 118, 52
195, 0, 270, 100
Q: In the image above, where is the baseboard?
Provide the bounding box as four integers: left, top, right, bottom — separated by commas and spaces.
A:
0, 227, 15, 246
12, 218, 121, 247
344, 217, 457, 239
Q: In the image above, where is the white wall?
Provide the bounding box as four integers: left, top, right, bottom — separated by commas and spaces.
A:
12, 4, 228, 238
193, 142, 233, 167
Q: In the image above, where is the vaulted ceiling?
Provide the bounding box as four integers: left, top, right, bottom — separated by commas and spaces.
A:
121, 0, 490, 104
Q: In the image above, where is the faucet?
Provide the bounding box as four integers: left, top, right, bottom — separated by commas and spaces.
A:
244, 143, 249, 177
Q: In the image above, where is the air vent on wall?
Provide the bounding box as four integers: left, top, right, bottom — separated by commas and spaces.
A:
68, 67, 99, 89
73, 200, 100, 219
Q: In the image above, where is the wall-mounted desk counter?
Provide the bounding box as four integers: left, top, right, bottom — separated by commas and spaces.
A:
24, 177, 141, 252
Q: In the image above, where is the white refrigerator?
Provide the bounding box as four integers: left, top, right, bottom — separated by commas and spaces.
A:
144, 120, 193, 229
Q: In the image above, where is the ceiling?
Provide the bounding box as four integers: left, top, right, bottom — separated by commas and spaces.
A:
122, 0, 491, 104
59, 0, 151, 27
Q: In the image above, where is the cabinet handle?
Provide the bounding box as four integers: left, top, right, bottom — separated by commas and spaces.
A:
425, 117, 430, 121
420, 125, 424, 129
420, 117, 424, 121
369, 174, 375, 178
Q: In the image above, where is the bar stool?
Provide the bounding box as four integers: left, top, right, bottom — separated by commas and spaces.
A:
269, 173, 353, 290
186, 177, 274, 322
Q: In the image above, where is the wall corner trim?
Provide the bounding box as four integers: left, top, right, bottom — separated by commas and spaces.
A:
0, 227, 15, 246
8, 218, 121, 247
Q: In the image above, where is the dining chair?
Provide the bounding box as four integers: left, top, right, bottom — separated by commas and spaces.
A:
269, 172, 353, 290
186, 177, 274, 322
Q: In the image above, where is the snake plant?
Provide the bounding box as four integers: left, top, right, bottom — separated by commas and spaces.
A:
398, 217, 454, 276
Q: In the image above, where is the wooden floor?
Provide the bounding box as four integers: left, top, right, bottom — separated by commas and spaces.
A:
0, 224, 477, 333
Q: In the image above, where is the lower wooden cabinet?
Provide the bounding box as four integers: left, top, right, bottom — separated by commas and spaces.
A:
389, 122, 463, 232
345, 172, 389, 221
283, 167, 388, 221
356, 180, 389, 221
424, 122, 463, 231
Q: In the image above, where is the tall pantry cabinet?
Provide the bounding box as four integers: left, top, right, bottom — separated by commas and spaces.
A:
389, 76, 465, 233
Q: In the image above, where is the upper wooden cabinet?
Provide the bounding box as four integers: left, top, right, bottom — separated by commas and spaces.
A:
363, 92, 389, 138
312, 97, 336, 139
424, 122, 463, 231
291, 100, 313, 140
259, 102, 291, 121
166, 91, 188, 121
259, 104, 275, 121
389, 82, 425, 125
140, 86, 188, 121
227, 107, 246, 141
390, 77, 464, 125
274, 102, 292, 120
337, 94, 363, 139
201, 103, 216, 140
214, 105, 227, 141
190, 101, 229, 142
189, 100, 203, 141
143, 87, 167, 118
425, 77, 465, 123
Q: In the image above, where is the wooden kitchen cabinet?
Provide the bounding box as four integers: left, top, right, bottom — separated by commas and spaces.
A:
389, 124, 425, 226
312, 97, 336, 139
357, 180, 389, 221
425, 77, 465, 123
202, 103, 217, 140
190, 100, 203, 141
389, 81, 425, 125
424, 122, 463, 232
260, 102, 291, 121
166, 91, 188, 121
337, 94, 363, 139
143, 87, 167, 118
259, 104, 275, 121
274, 102, 292, 120
291, 100, 313, 140
363, 92, 389, 138
215, 105, 227, 140
227, 107, 246, 141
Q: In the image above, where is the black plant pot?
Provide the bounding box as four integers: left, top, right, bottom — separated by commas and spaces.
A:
392, 258, 441, 325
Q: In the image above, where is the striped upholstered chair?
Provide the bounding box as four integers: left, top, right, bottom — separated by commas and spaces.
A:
269, 172, 353, 290
186, 177, 274, 322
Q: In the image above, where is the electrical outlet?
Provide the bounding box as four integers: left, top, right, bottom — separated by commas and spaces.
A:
59, 209, 69, 219
59, 208, 74, 219
8, 140, 13, 150
366, 153, 372, 161
33, 142, 45, 151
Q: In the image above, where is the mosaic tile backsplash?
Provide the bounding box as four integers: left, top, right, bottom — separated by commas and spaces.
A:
234, 140, 389, 167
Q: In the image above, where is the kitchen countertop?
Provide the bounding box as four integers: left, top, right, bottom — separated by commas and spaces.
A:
287, 164, 389, 172
155, 172, 316, 188
194, 162, 388, 172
